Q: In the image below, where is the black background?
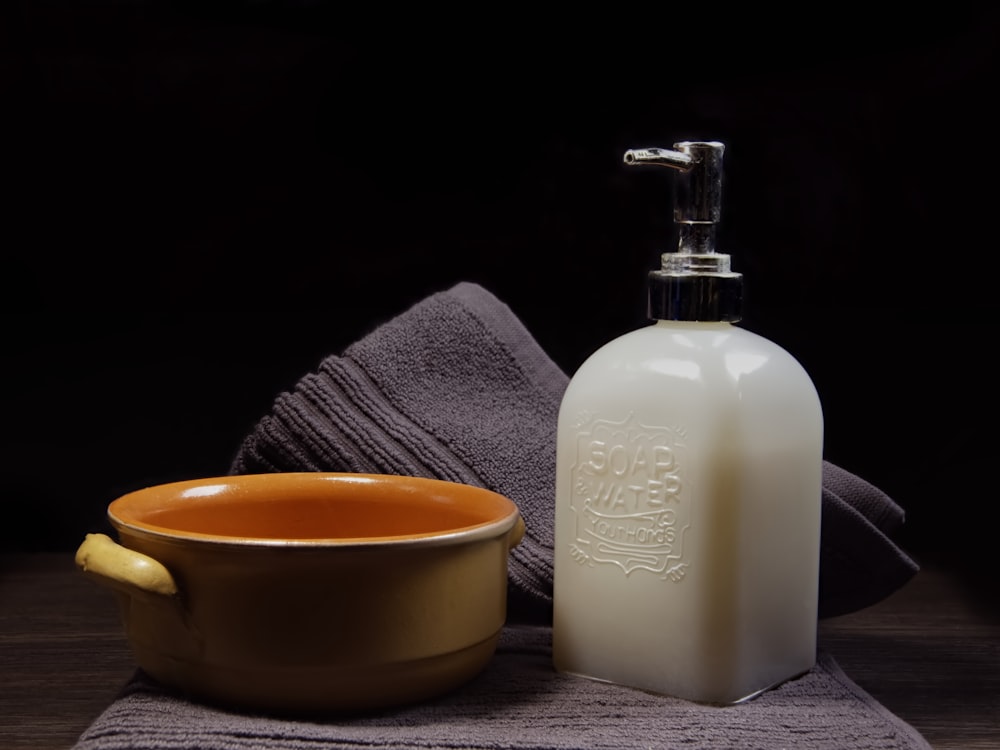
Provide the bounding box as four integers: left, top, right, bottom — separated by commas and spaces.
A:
4, 4, 997, 603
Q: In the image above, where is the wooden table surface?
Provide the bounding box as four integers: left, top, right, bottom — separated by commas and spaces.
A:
2, 553, 998, 750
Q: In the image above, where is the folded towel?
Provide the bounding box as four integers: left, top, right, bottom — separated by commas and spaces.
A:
819, 463, 919, 617
72, 626, 932, 750
231, 281, 919, 621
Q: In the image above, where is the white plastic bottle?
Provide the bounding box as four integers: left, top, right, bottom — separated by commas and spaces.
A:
552, 141, 824, 705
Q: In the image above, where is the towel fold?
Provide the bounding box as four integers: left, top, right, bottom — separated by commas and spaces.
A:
72, 627, 931, 750
231, 281, 919, 621
819, 463, 920, 617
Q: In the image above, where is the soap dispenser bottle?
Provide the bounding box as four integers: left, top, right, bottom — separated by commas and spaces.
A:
552, 141, 824, 705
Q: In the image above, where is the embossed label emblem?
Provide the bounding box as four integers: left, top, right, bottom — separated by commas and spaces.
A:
568, 412, 689, 579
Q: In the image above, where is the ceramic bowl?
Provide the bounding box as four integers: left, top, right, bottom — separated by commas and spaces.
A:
75, 472, 524, 715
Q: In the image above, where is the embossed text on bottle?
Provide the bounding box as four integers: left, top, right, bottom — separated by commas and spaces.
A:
568, 412, 690, 580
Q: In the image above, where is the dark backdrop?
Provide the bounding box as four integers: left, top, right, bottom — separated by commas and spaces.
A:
5, 4, 997, 600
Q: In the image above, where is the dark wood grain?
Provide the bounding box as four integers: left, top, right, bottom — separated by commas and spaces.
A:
819, 568, 1000, 749
1, 554, 134, 750
2, 554, 997, 749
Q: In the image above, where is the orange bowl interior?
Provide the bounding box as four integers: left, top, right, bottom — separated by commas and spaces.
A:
109, 473, 515, 542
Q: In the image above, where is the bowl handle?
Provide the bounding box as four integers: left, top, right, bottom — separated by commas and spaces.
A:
508, 515, 526, 549
75, 533, 178, 600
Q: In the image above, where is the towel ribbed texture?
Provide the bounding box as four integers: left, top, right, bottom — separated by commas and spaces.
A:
73, 627, 931, 750
231, 281, 918, 621
819, 462, 918, 617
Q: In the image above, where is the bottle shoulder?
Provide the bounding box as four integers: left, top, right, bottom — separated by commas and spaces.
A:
579, 322, 799, 363
567, 322, 819, 402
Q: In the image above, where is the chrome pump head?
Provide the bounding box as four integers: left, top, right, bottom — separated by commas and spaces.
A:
623, 141, 743, 322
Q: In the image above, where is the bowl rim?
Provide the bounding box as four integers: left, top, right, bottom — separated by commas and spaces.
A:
107, 472, 522, 549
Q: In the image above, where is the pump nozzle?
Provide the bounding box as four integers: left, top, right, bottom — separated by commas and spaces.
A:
623, 147, 695, 170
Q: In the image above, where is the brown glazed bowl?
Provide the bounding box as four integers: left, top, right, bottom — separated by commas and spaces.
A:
75, 472, 524, 715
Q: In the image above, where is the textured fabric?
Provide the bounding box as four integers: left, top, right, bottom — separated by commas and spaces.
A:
819, 463, 919, 618
73, 626, 932, 750
823, 462, 906, 535
231, 281, 919, 622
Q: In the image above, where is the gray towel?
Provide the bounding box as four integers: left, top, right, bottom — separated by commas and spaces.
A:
73, 626, 932, 750
230, 281, 919, 620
